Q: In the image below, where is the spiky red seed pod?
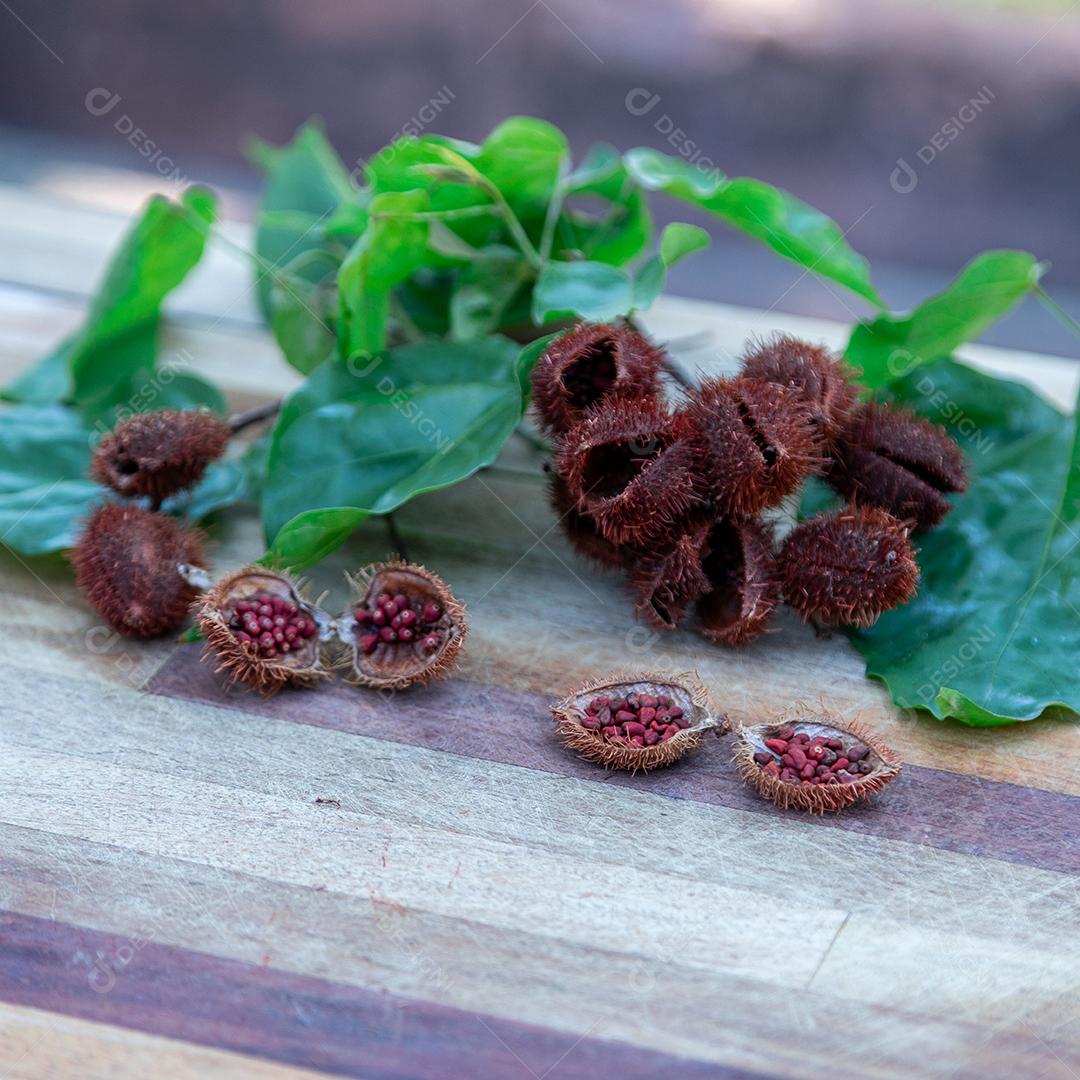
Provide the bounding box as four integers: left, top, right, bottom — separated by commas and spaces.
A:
552, 671, 726, 772
71, 503, 206, 638
530, 322, 663, 435
196, 568, 328, 695
547, 475, 627, 572
732, 708, 902, 813
626, 512, 714, 630
553, 396, 702, 546
342, 561, 467, 690
683, 376, 821, 517
740, 335, 857, 446
826, 403, 968, 531
695, 517, 780, 646
93, 409, 232, 503
780, 505, 919, 628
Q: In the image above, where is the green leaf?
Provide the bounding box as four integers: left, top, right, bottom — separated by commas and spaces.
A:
0, 480, 102, 556
847, 358, 1080, 725
4, 190, 216, 417
450, 247, 531, 340
659, 222, 710, 266
261, 507, 369, 572
846, 251, 1044, 389
261, 337, 526, 541
338, 190, 429, 355
533, 222, 709, 323
270, 275, 338, 375
473, 117, 570, 217
126, 370, 227, 416
624, 147, 882, 307
250, 121, 353, 319
532, 261, 633, 324
0, 402, 100, 554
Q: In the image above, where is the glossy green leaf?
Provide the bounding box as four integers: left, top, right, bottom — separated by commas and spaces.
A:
261, 337, 526, 540
659, 222, 710, 266
337, 190, 429, 356
270, 274, 338, 375
0, 480, 102, 556
4, 189, 216, 416
449, 247, 531, 340
473, 117, 569, 217
261, 507, 369, 572
846, 251, 1044, 389
250, 121, 354, 318
848, 358, 1080, 725
624, 147, 883, 307
532, 261, 633, 324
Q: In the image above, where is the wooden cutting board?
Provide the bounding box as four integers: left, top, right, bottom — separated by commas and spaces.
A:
0, 182, 1077, 1079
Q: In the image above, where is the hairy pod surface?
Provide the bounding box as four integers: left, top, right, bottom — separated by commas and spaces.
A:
733, 708, 901, 812
72, 503, 206, 639
530, 322, 663, 435
684, 376, 821, 517
552, 671, 725, 772
696, 517, 780, 646
547, 474, 628, 572
343, 561, 467, 690
826, 403, 968, 530
93, 409, 231, 502
780, 505, 919, 628
627, 511, 714, 631
197, 568, 328, 695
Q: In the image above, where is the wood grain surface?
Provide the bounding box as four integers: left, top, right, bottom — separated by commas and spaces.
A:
0, 182, 1078, 1079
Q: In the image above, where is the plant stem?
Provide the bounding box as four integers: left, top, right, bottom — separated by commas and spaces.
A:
229, 400, 282, 434
1036, 286, 1080, 343
384, 513, 410, 561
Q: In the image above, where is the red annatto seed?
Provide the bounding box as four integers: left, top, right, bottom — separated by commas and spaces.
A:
422, 603, 442, 623
754, 751, 773, 765
360, 633, 379, 655
380, 626, 397, 643
422, 633, 440, 651
807, 745, 826, 761
399, 627, 415, 642
639, 707, 656, 724
765, 738, 788, 754
377, 594, 392, 608
399, 609, 417, 627
371, 608, 387, 627
615, 709, 636, 724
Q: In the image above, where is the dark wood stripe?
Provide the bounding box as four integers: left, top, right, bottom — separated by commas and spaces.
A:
148, 649, 1080, 877
0, 909, 746, 1080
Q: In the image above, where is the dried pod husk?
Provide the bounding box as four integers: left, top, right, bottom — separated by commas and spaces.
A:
554, 396, 702, 546
547, 475, 627, 572
552, 671, 726, 772
341, 561, 466, 690
780, 505, 919, 628
530, 322, 664, 435
739, 334, 858, 446
626, 511, 714, 630
684, 376, 821, 517
92, 409, 232, 503
71, 503, 206, 639
826, 403, 968, 531
196, 568, 328, 695
733, 708, 901, 813
695, 517, 780, 647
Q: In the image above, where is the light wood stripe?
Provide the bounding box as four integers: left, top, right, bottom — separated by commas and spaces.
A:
0, 1001, 333, 1080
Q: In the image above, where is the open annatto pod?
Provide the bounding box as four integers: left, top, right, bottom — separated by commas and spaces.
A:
340, 560, 467, 690
196, 568, 330, 695
552, 671, 727, 773
732, 707, 901, 813
530, 322, 664, 436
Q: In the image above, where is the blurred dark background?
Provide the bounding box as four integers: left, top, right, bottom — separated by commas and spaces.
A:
2, 0, 1079, 354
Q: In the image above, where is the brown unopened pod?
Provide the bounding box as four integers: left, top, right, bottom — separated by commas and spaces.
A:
340, 560, 467, 690
733, 707, 901, 813
197, 567, 329, 695
552, 671, 726, 773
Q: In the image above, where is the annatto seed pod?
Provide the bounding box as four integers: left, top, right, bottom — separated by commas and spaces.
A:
552, 672, 726, 772
93, 409, 232, 503
732, 708, 901, 813
197, 568, 328, 695
554, 396, 701, 546
341, 561, 467, 690
71, 503, 207, 639
626, 511, 714, 631
683, 376, 821, 517
739, 334, 858, 446
547, 475, 627, 572
780, 505, 919, 628
695, 517, 780, 647
826, 402, 968, 531
530, 322, 663, 435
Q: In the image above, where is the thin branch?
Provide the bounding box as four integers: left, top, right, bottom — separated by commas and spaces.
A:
229, 399, 282, 434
